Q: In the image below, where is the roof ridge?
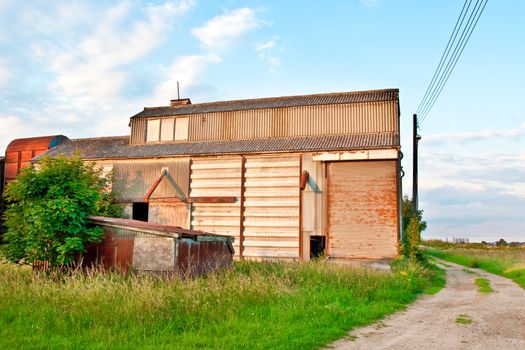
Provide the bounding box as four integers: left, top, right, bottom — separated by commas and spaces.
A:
69, 136, 129, 142
141, 88, 398, 111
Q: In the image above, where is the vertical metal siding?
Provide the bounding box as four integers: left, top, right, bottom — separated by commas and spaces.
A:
111, 158, 190, 202
129, 100, 398, 145
190, 157, 242, 257
130, 117, 147, 145
242, 155, 300, 259
187, 100, 398, 141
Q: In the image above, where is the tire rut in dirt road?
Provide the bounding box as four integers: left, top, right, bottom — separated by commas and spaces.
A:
326, 259, 525, 350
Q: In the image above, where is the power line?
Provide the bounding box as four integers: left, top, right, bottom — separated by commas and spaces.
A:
416, 0, 488, 125
416, 0, 472, 116
418, 0, 488, 124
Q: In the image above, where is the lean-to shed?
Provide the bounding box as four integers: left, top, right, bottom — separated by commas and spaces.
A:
85, 216, 234, 275
38, 89, 402, 261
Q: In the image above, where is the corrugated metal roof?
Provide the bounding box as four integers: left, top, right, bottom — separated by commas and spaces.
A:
89, 216, 233, 239
5, 135, 69, 153
132, 89, 399, 119
36, 133, 399, 161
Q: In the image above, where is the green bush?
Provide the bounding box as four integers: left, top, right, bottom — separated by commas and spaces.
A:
401, 196, 426, 261
1, 154, 121, 268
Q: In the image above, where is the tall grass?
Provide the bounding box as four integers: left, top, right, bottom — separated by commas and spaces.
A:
0, 258, 440, 349
426, 247, 525, 289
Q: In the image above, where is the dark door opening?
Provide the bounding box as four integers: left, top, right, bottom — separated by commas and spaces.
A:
310, 236, 326, 259
132, 202, 149, 222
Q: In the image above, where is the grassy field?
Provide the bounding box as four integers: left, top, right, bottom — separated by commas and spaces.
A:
0, 258, 442, 349
425, 244, 525, 289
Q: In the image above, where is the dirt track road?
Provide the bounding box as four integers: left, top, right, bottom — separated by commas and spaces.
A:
327, 260, 525, 350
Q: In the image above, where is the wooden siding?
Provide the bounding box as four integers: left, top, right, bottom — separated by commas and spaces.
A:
149, 202, 189, 228
111, 158, 190, 202
190, 157, 242, 256
243, 155, 300, 259
327, 161, 398, 259
130, 100, 398, 145
189, 155, 301, 259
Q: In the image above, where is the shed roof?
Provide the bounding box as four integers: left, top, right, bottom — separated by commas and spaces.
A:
89, 216, 233, 239
36, 132, 399, 161
132, 89, 399, 119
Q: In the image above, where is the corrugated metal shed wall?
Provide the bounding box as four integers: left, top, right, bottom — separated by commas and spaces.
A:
130, 100, 398, 145
111, 158, 190, 202
243, 155, 300, 259
190, 157, 242, 255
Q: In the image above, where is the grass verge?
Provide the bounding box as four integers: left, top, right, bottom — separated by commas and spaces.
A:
475, 277, 493, 293
0, 258, 442, 349
425, 247, 525, 289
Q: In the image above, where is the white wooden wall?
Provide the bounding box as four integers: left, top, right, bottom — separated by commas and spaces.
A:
189, 155, 300, 259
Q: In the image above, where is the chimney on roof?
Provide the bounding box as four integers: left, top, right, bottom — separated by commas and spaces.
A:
170, 98, 192, 107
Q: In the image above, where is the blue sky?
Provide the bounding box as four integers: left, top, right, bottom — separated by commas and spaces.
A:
1, 0, 523, 241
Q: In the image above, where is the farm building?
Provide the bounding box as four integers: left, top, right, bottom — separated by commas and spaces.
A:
3, 135, 69, 184
38, 88, 402, 261
1, 135, 69, 236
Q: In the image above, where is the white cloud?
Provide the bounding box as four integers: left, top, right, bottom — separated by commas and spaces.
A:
255, 39, 276, 52
153, 7, 260, 102
154, 53, 221, 103
46, 1, 192, 105
424, 124, 525, 145
417, 149, 525, 241
255, 37, 281, 72
0, 114, 48, 154
191, 8, 258, 52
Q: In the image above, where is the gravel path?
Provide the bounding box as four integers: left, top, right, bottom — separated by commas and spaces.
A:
327, 259, 525, 350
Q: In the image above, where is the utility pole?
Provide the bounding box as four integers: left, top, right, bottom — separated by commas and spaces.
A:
412, 114, 421, 214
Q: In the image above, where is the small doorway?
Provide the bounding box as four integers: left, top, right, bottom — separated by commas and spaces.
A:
310, 236, 326, 259
132, 202, 149, 222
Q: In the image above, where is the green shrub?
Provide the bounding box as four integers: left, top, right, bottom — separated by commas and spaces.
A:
1, 154, 121, 268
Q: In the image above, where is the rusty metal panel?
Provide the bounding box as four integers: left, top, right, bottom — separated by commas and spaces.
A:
83, 232, 134, 273
175, 238, 233, 276
4, 135, 68, 182
0, 157, 4, 194
5, 152, 18, 163
5, 162, 18, 181
5, 135, 68, 152
327, 161, 398, 259
190, 156, 242, 257
111, 158, 190, 202
243, 154, 300, 259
